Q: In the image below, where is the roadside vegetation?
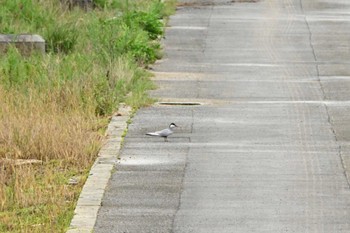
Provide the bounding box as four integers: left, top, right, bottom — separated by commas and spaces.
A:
0, 0, 175, 232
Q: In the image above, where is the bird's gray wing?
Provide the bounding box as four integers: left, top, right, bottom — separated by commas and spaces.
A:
155, 128, 173, 137
146, 128, 172, 137
146, 132, 160, 136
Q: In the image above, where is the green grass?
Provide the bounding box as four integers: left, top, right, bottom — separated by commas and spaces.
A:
0, 0, 175, 232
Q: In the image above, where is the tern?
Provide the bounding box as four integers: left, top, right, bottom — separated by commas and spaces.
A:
146, 123, 178, 142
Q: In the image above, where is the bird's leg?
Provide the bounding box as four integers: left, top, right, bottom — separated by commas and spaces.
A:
164, 137, 168, 142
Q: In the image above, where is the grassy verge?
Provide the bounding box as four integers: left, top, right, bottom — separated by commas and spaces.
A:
0, 0, 175, 232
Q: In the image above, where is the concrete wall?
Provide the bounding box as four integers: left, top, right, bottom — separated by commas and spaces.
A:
61, 0, 94, 10
0, 34, 45, 56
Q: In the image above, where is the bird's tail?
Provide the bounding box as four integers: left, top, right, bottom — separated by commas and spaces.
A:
146, 132, 158, 136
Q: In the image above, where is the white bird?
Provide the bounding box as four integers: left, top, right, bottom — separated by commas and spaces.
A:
146, 123, 178, 142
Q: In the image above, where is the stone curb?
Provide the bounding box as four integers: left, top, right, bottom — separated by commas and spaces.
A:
66, 104, 132, 233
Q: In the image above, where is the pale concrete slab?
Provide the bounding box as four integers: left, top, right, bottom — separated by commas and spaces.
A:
0, 34, 45, 55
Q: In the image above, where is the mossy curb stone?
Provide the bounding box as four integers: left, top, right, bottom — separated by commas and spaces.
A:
67, 104, 132, 233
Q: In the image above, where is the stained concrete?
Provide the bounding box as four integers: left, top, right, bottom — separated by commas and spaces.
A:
0, 34, 45, 55
94, 0, 350, 232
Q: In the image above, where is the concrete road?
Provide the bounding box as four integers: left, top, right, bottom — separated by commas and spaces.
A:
94, 0, 350, 232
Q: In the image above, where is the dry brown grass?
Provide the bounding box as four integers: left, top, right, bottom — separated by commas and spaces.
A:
0, 86, 106, 232
0, 86, 103, 162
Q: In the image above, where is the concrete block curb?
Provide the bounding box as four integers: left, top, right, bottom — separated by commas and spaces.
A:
0, 34, 45, 55
66, 104, 132, 233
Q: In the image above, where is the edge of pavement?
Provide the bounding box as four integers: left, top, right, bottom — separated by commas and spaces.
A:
66, 104, 132, 233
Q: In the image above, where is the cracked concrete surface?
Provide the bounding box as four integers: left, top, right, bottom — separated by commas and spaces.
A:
94, 0, 350, 232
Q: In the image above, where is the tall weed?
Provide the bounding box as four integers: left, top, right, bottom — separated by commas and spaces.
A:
46, 23, 78, 54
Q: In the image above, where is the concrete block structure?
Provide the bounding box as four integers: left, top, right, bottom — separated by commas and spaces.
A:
61, 0, 94, 10
0, 34, 45, 55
